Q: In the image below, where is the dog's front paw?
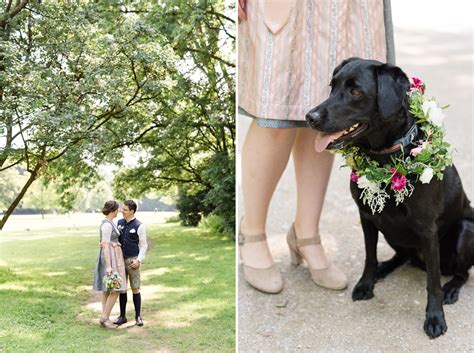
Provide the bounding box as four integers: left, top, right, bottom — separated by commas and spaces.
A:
423, 311, 447, 339
442, 282, 461, 304
352, 281, 374, 301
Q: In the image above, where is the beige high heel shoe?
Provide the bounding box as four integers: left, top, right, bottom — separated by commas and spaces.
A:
239, 228, 283, 294
99, 317, 107, 327
287, 223, 348, 290
102, 319, 117, 329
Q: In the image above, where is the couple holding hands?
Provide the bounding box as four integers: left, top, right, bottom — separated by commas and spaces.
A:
92, 200, 148, 329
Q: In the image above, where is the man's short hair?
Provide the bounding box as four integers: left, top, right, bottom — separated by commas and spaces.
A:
123, 200, 137, 213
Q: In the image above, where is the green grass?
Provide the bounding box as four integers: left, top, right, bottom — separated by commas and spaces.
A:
0, 221, 235, 352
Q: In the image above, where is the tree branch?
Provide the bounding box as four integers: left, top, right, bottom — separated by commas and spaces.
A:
1, 0, 29, 28
5, 0, 13, 13
206, 8, 235, 24
0, 157, 25, 172
183, 47, 235, 68
110, 123, 163, 150
207, 8, 235, 40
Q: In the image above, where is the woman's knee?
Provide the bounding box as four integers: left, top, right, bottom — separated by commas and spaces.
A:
249, 120, 296, 143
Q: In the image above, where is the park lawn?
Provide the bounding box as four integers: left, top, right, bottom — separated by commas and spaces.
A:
0, 221, 235, 352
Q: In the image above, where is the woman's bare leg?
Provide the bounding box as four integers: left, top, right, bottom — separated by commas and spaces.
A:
292, 128, 334, 269
240, 120, 296, 268
101, 292, 108, 314
103, 292, 119, 319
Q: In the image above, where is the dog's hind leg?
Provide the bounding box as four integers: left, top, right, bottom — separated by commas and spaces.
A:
376, 251, 408, 280
442, 219, 474, 304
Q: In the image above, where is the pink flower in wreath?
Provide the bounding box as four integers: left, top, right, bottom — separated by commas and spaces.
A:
410, 146, 423, 157
390, 170, 407, 191
410, 140, 429, 157
350, 170, 359, 183
410, 77, 425, 94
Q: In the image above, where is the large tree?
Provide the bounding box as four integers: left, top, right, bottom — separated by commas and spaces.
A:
0, 0, 235, 231
1, 1, 172, 228
112, 0, 235, 231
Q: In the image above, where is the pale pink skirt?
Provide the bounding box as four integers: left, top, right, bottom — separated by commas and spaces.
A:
238, 0, 388, 122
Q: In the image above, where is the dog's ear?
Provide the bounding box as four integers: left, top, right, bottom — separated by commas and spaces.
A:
332, 57, 360, 77
376, 64, 410, 120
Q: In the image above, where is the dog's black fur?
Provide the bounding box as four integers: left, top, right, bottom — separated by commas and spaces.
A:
306, 58, 474, 338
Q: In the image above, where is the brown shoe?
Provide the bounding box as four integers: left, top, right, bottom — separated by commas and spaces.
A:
287, 223, 348, 290
239, 224, 283, 294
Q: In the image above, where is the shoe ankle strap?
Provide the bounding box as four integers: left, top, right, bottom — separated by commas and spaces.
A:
238, 233, 266, 245
296, 237, 320, 247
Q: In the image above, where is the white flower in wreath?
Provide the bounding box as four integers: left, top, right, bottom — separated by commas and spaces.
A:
420, 167, 434, 184
422, 100, 444, 127
357, 176, 379, 191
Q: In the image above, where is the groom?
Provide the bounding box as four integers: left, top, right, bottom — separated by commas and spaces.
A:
114, 200, 148, 326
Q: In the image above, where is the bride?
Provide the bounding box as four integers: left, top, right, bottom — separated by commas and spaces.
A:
92, 200, 127, 328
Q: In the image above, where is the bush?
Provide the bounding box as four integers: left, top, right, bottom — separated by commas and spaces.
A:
202, 152, 235, 235
165, 214, 181, 223
175, 186, 213, 226
199, 214, 230, 236
175, 152, 235, 234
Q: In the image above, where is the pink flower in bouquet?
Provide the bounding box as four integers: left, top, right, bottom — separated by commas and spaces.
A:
350, 170, 359, 183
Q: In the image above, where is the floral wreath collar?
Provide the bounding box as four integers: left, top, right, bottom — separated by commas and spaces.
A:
337, 77, 453, 214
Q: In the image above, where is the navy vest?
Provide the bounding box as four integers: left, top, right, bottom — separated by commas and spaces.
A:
118, 218, 142, 258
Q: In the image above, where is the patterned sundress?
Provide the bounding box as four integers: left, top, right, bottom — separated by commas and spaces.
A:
93, 219, 127, 292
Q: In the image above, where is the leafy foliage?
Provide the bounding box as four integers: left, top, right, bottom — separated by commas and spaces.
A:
0, 0, 235, 231
199, 213, 230, 237
112, 0, 235, 232
176, 185, 213, 226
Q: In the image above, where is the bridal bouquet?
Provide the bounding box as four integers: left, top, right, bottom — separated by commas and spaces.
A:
103, 272, 122, 290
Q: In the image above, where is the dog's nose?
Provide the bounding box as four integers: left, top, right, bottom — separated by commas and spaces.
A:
305, 109, 321, 128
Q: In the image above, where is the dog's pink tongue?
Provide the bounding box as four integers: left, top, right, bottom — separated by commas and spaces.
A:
314, 131, 344, 152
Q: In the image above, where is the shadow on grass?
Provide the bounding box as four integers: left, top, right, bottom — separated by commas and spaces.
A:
0, 221, 235, 352
84, 223, 236, 351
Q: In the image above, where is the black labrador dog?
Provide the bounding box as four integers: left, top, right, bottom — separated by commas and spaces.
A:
306, 57, 474, 338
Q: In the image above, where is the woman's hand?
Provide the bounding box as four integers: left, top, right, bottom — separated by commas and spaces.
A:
106, 267, 113, 275
238, 0, 247, 22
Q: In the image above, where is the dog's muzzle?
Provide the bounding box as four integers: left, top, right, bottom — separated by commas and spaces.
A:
306, 110, 321, 129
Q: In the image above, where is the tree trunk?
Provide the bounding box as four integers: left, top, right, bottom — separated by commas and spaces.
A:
0, 163, 40, 230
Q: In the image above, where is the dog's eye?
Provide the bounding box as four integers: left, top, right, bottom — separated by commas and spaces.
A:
350, 89, 362, 97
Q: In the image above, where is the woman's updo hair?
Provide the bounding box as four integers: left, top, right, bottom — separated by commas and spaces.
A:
102, 200, 119, 215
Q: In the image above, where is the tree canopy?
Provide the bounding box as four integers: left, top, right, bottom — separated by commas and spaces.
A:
0, 0, 235, 232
